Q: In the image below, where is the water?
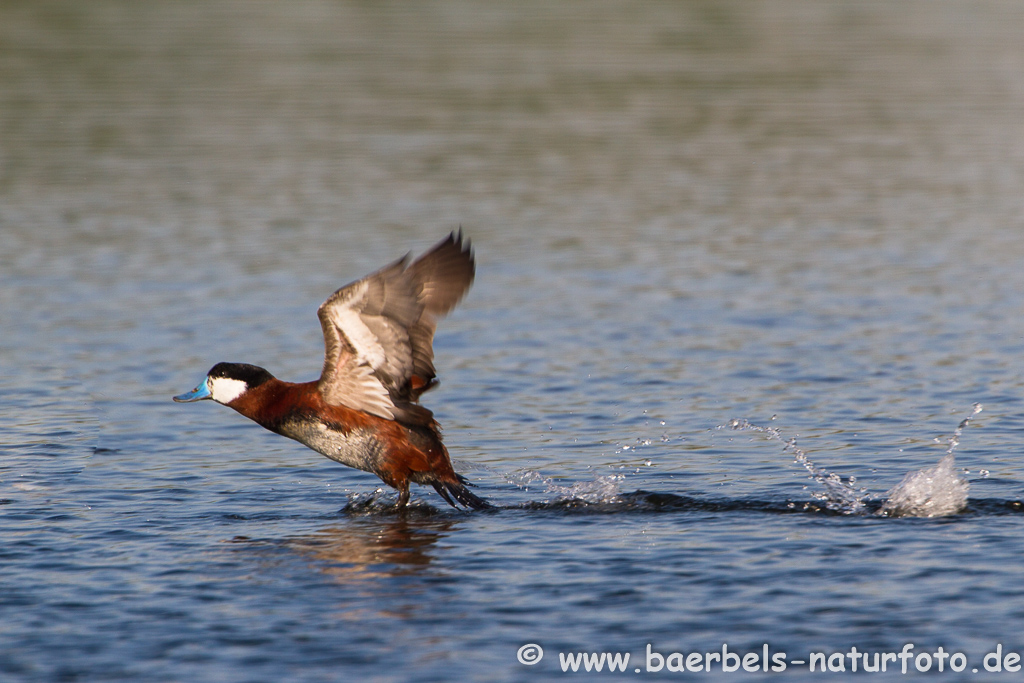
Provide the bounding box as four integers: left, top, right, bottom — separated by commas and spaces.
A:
727, 404, 980, 517
4, 1, 1024, 680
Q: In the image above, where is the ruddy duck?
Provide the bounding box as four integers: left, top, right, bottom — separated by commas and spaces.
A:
174, 232, 489, 509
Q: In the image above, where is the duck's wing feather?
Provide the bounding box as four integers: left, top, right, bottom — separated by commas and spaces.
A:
316, 232, 474, 421
405, 231, 475, 393
408, 230, 476, 316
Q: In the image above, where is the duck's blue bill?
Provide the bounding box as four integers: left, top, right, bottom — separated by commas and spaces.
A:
173, 379, 212, 402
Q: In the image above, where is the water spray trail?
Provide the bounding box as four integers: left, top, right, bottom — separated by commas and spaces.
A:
726, 417, 869, 514
506, 468, 625, 504
946, 402, 983, 458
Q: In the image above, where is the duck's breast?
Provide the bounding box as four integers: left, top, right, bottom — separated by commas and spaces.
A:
277, 416, 387, 473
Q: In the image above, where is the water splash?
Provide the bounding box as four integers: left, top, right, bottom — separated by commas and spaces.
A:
726, 417, 869, 514
727, 404, 983, 518
878, 404, 981, 518
507, 469, 625, 504
342, 488, 403, 511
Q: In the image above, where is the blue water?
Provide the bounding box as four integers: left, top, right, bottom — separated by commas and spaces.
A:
4, 1, 1024, 680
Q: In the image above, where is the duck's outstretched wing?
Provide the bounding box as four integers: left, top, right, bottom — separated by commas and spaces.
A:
405, 230, 476, 397
316, 232, 475, 423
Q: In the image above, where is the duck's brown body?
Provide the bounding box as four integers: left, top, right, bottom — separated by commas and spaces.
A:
225, 378, 479, 507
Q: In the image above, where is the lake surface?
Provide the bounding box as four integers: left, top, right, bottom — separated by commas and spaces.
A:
4, 1, 1024, 680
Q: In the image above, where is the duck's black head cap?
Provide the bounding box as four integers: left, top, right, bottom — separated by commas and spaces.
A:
208, 362, 275, 389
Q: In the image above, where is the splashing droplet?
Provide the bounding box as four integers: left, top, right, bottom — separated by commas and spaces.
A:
878, 454, 968, 518
878, 404, 981, 518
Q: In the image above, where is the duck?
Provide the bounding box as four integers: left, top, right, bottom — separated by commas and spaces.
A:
173, 231, 489, 510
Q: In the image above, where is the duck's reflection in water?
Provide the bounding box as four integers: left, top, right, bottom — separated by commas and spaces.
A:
283, 512, 458, 585
227, 511, 461, 620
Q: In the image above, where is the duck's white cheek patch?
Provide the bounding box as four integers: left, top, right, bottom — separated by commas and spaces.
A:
208, 377, 248, 404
